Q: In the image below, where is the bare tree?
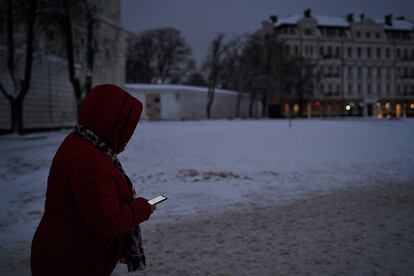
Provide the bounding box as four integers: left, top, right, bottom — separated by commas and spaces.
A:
39, 0, 98, 113
127, 28, 192, 84
219, 34, 248, 117
203, 33, 227, 119
0, 0, 38, 133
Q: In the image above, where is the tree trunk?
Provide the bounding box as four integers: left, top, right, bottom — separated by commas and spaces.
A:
235, 92, 241, 117
249, 93, 255, 118
261, 92, 267, 118
84, 9, 95, 95
206, 75, 217, 119
63, 0, 82, 115
10, 97, 24, 133
1, 0, 37, 134
206, 87, 215, 119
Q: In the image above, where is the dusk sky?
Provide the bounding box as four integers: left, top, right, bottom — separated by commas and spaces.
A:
121, 0, 414, 65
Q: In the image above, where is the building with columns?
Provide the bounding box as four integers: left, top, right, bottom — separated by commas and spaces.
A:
263, 9, 414, 118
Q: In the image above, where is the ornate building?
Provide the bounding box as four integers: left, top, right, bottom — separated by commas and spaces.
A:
263, 9, 414, 118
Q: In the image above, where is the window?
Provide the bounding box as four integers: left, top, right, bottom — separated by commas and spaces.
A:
404, 49, 408, 59
357, 47, 362, 57
304, 28, 312, 36
320, 46, 324, 57
337, 84, 340, 94
376, 48, 381, 59
328, 46, 332, 57
386, 84, 390, 95
347, 47, 352, 57
356, 31, 361, 38
336, 46, 340, 58
358, 84, 362, 94
348, 67, 352, 78
367, 47, 371, 58
310, 46, 313, 55
386, 48, 390, 58
367, 84, 371, 94
377, 84, 381, 95
348, 84, 352, 95
377, 68, 381, 78
396, 48, 401, 59
366, 31, 371, 38
376, 32, 380, 39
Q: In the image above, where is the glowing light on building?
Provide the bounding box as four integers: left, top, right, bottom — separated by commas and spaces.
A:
345, 105, 351, 111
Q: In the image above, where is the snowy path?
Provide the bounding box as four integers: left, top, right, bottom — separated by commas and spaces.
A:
0, 119, 413, 275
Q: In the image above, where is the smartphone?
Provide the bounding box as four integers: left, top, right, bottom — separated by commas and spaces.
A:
148, 195, 167, 205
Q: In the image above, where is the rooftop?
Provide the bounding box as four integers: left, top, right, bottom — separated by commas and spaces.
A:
274, 12, 414, 31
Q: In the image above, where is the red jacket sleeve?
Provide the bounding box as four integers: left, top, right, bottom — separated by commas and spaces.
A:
71, 172, 152, 237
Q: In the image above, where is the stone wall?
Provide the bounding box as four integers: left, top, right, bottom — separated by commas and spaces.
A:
0, 49, 77, 131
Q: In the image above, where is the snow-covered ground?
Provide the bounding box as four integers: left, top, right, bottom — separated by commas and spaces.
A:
0, 118, 413, 275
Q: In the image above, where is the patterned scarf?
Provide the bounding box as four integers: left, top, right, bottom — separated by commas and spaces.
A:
74, 124, 146, 272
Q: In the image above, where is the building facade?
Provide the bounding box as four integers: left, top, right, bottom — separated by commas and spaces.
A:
0, 0, 128, 131
263, 9, 414, 118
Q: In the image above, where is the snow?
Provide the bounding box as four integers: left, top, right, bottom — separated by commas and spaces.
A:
275, 13, 414, 30
125, 83, 245, 96
382, 19, 414, 31
275, 14, 349, 27
0, 118, 413, 275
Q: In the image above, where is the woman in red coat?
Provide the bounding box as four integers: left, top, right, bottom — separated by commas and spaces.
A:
31, 84, 154, 275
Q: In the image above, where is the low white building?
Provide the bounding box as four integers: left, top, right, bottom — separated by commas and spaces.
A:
125, 84, 262, 120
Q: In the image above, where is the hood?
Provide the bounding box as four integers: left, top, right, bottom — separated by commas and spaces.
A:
78, 84, 143, 154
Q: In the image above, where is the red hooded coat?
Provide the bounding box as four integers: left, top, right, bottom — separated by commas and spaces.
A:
31, 84, 152, 276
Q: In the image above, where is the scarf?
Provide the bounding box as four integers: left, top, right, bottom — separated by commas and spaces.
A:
74, 124, 146, 272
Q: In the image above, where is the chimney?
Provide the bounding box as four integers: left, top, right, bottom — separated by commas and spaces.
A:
385, 14, 393, 26
304, 9, 311, 18
269, 15, 278, 23
360, 13, 365, 21
346, 13, 354, 23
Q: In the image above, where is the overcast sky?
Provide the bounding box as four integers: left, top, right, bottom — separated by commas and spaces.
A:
121, 0, 414, 65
